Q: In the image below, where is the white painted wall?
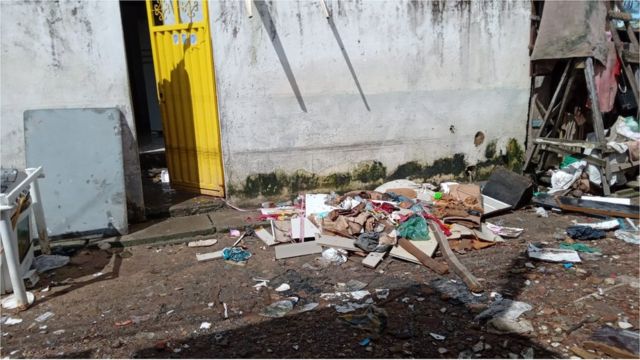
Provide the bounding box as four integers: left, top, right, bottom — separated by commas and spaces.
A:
209, 0, 531, 194
0, 0, 144, 222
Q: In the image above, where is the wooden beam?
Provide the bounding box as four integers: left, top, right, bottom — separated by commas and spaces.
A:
397, 238, 448, 274
429, 223, 484, 293
274, 241, 323, 259
534, 137, 604, 149
584, 58, 606, 143
362, 252, 385, 269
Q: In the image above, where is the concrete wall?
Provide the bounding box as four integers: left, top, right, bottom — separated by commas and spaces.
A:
209, 0, 531, 200
0, 0, 144, 222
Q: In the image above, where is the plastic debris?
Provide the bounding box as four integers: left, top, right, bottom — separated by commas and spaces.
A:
188, 239, 218, 247
33, 255, 70, 273
222, 247, 251, 262
320, 290, 370, 301
563, 263, 574, 269
375, 288, 389, 299
430, 332, 446, 340
485, 223, 524, 238
200, 322, 211, 329
321, 248, 348, 265
335, 299, 375, 313
359, 337, 371, 346
335, 280, 367, 292
573, 219, 620, 230
338, 305, 388, 334
260, 299, 296, 318
294, 302, 319, 313
35, 312, 54, 323
275, 283, 291, 292
614, 230, 640, 244
560, 242, 601, 253
566, 225, 606, 240
430, 278, 488, 305
229, 229, 241, 237
475, 299, 534, 335
397, 215, 429, 240
2, 317, 22, 325
535, 207, 549, 218
527, 243, 581, 263
1, 292, 35, 309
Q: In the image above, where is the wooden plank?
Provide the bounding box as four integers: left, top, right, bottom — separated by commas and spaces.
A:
608, 10, 632, 21
196, 250, 223, 262
430, 223, 484, 293
555, 196, 640, 219
274, 241, 322, 259
534, 137, 604, 149
315, 234, 359, 251
570, 346, 599, 359
524, 60, 573, 171
583, 341, 637, 359
362, 252, 385, 269
188, 239, 218, 247
539, 145, 607, 167
255, 227, 277, 246
584, 58, 606, 143
397, 238, 448, 274
390, 238, 438, 259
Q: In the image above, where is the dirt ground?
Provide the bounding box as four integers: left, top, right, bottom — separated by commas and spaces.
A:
1, 208, 639, 359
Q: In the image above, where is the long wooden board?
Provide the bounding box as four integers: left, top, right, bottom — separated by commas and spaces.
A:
274, 241, 323, 259
315, 235, 359, 251
556, 196, 640, 219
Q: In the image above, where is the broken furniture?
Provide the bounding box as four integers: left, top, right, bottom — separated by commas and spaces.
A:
0, 166, 49, 308
526, 1, 639, 195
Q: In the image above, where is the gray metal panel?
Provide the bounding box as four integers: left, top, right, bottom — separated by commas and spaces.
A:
24, 108, 127, 237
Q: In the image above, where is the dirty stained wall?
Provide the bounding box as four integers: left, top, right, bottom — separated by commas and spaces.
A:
209, 0, 531, 199
0, 1, 144, 223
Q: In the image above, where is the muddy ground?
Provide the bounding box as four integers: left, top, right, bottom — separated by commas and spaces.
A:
1, 208, 638, 359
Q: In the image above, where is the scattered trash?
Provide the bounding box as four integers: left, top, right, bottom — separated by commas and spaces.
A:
560, 242, 601, 253
223, 302, 228, 319
35, 312, 54, 323
359, 337, 371, 346
438, 347, 448, 354
200, 322, 211, 330
92, 272, 104, 277
618, 321, 633, 329
115, 319, 134, 327
430, 278, 488, 305
335, 299, 374, 313
188, 239, 218, 247
53, 329, 65, 335
33, 255, 70, 273
475, 299, 534, 335
485, 223, 524, 238
573, 219, 620, 230
472, 341, 484, 352
335, 280, 367, 292
535, 207, 549, 218
275, 283, 291, 292
222, 247, 251, 263
338, 305, 387, 334
563, 263, 574, 269
614, 230, 640, 244
294, 302, 319, 313
584, 325, 639, 357
260, 299, 296, 318
397, 215, 430, 240
527, 243, 582, 263
375, 288, 389, 299
320, 290, 370, 301
230, 229, 241, 237
566, 225, 606, 240
430, 332, 446, 340
321, 248, 348, 265
2, 317, 22, 325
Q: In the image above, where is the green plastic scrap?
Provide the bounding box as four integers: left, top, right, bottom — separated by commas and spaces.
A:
560, 242, 600, 253
560, 155, 580, 169
398, 215, 430, 240
624, 116, 639, 133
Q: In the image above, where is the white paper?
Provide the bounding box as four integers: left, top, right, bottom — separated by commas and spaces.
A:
527, 243, 581, 263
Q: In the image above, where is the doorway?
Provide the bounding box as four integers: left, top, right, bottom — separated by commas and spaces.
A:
119, 0, 225, 216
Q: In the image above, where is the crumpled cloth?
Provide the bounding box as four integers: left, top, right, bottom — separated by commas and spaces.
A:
566, 225, 606, 240
355, 232, 391, 253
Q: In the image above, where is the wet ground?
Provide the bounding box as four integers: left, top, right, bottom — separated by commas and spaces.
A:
1, 208, 638, 359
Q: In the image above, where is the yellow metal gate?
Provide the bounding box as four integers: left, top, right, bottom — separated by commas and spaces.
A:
145, 0, 224, 196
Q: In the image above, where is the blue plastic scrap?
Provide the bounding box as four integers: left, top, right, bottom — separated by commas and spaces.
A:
222, 247, 252, 262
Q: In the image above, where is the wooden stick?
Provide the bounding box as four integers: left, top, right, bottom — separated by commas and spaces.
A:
397, 238, 448, 275
429, 223, 484, 293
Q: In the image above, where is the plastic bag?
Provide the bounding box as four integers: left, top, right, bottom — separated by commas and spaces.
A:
397, 215, 429, 240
